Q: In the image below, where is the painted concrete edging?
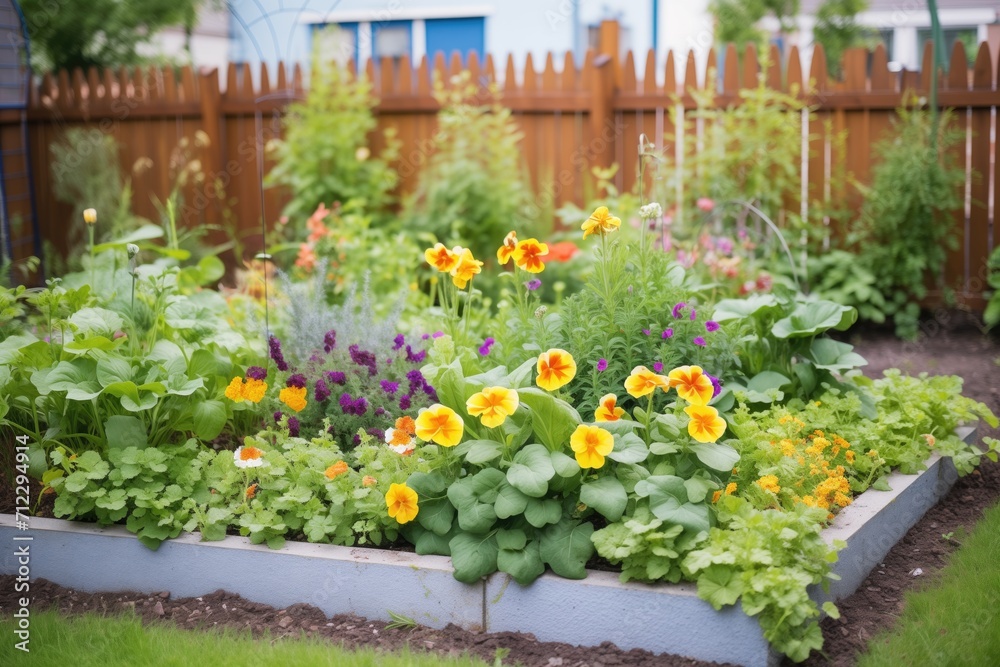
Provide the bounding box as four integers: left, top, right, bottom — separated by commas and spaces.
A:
0, 427, 975, 667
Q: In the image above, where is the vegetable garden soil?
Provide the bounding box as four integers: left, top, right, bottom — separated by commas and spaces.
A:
2, 327, 999, 667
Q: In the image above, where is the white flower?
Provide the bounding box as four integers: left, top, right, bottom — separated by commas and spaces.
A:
385, 428, 415, 455
233, 445, 265, 468
638, 203, 663, 220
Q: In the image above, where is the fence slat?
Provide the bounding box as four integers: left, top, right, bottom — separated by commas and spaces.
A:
968, 43, 993, 303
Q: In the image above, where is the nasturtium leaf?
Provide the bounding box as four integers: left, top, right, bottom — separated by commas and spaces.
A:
549, 450, 580, 478
809, 338, 868, 372
606, 432, 649, 464
416, 497, 456, 536
494, 483, 530, 519
63, 336, 116, 353
43, 360, 102, 400
96, 357, 133, 387
448, 469, 505, 532
187, 348, 223, 379
507, 443, 555, 497
690, 441, 740, 472
696, 565, 744, 610
462, 440, 504, 465
580, 476, 628, 521
495, 528, 527, 551
105, 415, 148, 451
504, 357, 537, 388
0, 334, 39, 364
192, 400, 227, 440
634, 475, 712, 534
410, 525, 454, 556
747, 371, 791, 393
69, 307, 124, 338
497, 534, 545, 585
683, 477, 714, 504
517, 387, 582, 452
771, 300, 857, 338
539, 520, 594, 579
712, 294, 780, 322
407, 471, 449, 496
523, 497, 563, 528
448, 532, 499, 583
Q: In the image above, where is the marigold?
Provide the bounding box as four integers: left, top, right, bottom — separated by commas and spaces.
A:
466, 386, 519, 428
362, 475, 377, 487
425, 243, 460, 273
684, 404, 727, 443
536, 349, 576, 392
385, 427, 416, 455
395, 415, 416, 434
756, 474, 781, 494
845, 450, 856, 464
581, 206, 621, 239
512, 238, 549, 273
497, 231, 518, 264
667, 365, 714, 406
385, 482, 419, 524
225, 376, 246, 402
594, 394, 625, 422
725, 482, 737, 495
245, 483, 258, 500
570, 424, 614, 469
325, 461, 349, 479
242, 378, 268, 403
233, 445, 264, 469
624, 366, 669, 399
450, 248, 483, 288
415, 404, 465, 447
712, 490, 722, 503
279, 386, 308, 412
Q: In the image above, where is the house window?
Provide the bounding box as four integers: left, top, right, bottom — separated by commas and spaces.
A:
373, 21, 411, 59
425, 17, 485, 64
313, 23, 358, 66
915, 27, 977, 68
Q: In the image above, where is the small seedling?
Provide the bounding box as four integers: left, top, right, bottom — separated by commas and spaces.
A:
493, 647, 511, 667
385, 610, 417, 630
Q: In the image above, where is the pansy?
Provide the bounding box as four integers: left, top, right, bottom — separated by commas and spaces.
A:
684, 404, 727, 443
624, 365, 669, 398
667, 365, 714, 406
325, 460, 349, 479
415, 404, 465, 447
497, 231, 518, 264
466, 386, 520, 428
594, 394, 625, 422
385, 483, 419, 524
450, 248, 483, 288
279, 386, 308, 412
525, 279, 542, 291
581, 206, 621, 239
512, 238, 549, 273
233, 445, 264, 469
424, 243, 460, 273
570, 424, 614, 469
536, 349, 577, 392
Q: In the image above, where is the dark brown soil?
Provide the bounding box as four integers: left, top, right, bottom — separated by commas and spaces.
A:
2, 327, 999, 667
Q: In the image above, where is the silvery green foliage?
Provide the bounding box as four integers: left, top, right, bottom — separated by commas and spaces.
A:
276, 260, 405, 364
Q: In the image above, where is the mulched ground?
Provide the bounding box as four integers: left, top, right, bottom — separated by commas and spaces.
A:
2, 322, 998, 667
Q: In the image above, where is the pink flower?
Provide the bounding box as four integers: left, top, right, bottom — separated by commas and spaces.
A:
697, 197, 715, 212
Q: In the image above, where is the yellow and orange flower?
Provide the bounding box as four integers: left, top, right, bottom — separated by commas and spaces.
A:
594, 393, 625, 422
684, 404, 727, 443
466, 386, 520, 428
497, 231, 518, 264
362, 475, 377, 487
385, 482, 419, 524
450, 248, 483, 288
224, 377, 245, 402
385, 426, 416, 455
415, 404, 465, 447
667, 365, 714, 406
624, 366, 669, 398
424, 243, 460, 273
512, 238, 549, 273
756, 474, 781, 494
325, 460, 349, 479
570, 424, 615, 469
233, 445, 264, 469
581, 206, 621, 239
536, 349, 577, 392
279, 386, 308, 412
245, 483, 258, 499
225, 377, 268, 404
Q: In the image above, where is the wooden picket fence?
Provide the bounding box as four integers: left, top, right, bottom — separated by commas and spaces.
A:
3, 36, 999, 307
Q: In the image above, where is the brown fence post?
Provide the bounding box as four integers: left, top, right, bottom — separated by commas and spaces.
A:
196, 68, 224, 234
588, 52, 616, 172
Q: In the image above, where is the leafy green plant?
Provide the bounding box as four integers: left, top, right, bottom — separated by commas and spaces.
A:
984, 245, 1000, 330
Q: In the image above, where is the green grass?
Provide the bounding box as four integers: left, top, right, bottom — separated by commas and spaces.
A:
0, 609, 491, 667
857, 501, 1000, 667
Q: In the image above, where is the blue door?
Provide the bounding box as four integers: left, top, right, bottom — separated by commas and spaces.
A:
425, 17, 485, 64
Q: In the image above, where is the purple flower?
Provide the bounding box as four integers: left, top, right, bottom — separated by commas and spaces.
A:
315, 379, 331, 402
706, 373, 723, 398
273, 411, 283, 423
716, 237, 734, 255
268, 336, 289, 371
693, 336, 706, 347
406, 370, 425, 391
367, 427, 385, 441
705, 320, 720, 332
381, 380, 400, 395
671, 302, 687, 319
422, 383, 437, 400
353, 434, 361, 445
246, 366, 267, 381
375, 407, 386, 417
326, 371, 347, 386
479, 345, 491, 356
421, 333, 430, 340
349, 345, 378, 375
690, 309, 697, 321
484, 337, 495, 346
405, 345, 426, 363
399, 394, 412, 411
288, 417, 300, 438
525, 279, 542, 291
662, 328, 673, 339
653, 361, 664, 373
596, 359, 608, 372
286, 374, 307, 388
323, 330, 337, 353
432, 331, 444, 338
339, 393, 353, 411
393, 334, 406, 351
642, 329, 651, 336
354, 397, 368, 416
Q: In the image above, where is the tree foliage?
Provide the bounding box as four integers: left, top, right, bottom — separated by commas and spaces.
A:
709, 0, 800, 51
813, 0, 877, 78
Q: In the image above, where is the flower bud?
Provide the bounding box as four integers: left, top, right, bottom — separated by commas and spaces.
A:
126, 243, 140, 259
83, 208, 97, 225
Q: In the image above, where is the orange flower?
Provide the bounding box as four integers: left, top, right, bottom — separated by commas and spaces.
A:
570, 424, 615, 469
535, 349, 577, 392
712, 490, 722, 503
394, 416, 416, 435
466, 386, 520, 428
667, 365, 714, 406
581, 206, 621, 239
684, 404, 727, 443
594, 393, 625, 422
325, 460, 349, 479
295, 243, 316, 270
497, 231, 518, 264
385, 483, 419, 524
512, 238, 549, 273
450, 248, 483, 288
424, 243, 460, 273
306, 203, 330, 242
279, 386, 308, 412
233, 445, 264, 469
362, 475, 377, 487
624, 366, 669, 399
245, 483, 258, 499
415, 404, 465, 447
546, 241, 580, 263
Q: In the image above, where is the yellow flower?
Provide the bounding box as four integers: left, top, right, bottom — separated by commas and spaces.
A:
845, 450, 856, 463
594, 393, 625, 422
424, 243, 460, 273
512, 238, 549, 273
325, 461, 349, 479
667, 365, 715, 406
581, 206, 621, 239
712, 490, 722, 503
756, 474, 780, 494
225, 376, 245, 402
497, 231, 518, 264
385, 482, 419, 524
466, 386, 519, 428
834, 492, 852, 508
279, 386, 308, 412
83, 208, 97, 225
242, 378, 267, 404
725, 482, 737, 495
684, 404, 727, 443
536, 348, 576, 392
415, 404, 465, 447
624, 365, 669, 399
570, 424, 614, 469
450, 248, 483, 288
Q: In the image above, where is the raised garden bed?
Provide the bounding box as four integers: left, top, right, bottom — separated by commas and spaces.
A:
1, 426, 974, 667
